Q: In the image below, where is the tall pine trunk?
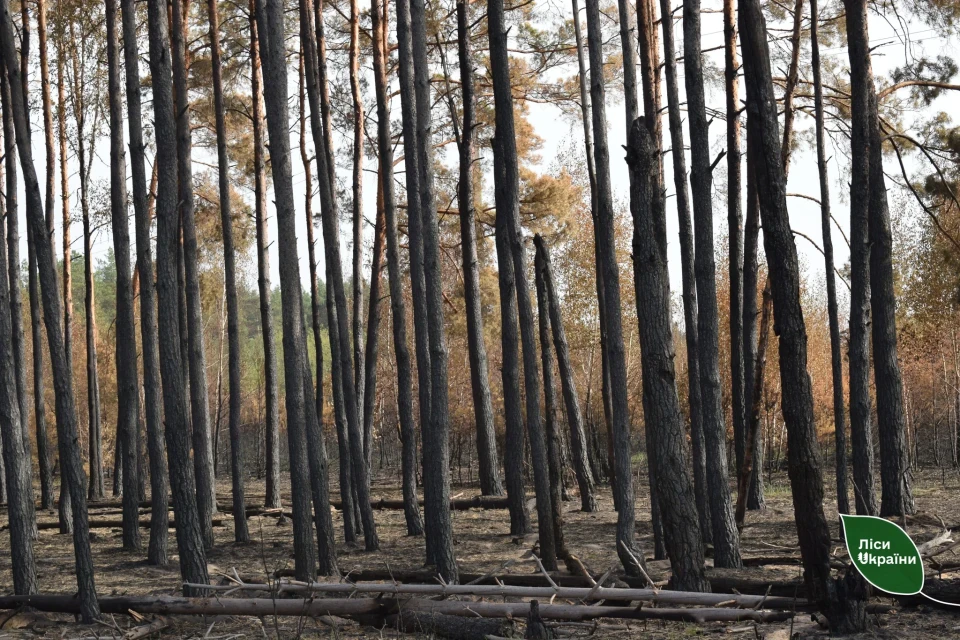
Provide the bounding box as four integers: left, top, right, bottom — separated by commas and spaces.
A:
106, 0, 142, 551
658, 0, 710, 545
625, 117, 709, 592
739, 0, 866, 629
146, 0, 210, 592
489, 0, 556, 574
724, 0, 745, 480
581, 0, 641, 575
371, 0, 423, 535
304, 0, 378, 553
843, 0, 879, 517
811, 0, 850, 515
256, 0, 322, 580
0, 164, 37, 597
55, 27, 72, 534
534, 237, 597, 512
33, 0, 54, 511
684, 0, 742, 568
849, 0, 915, 517
455, 0, 503, 498
248, 5, 281, 512
348, 0, 366, 461
209, 0, 249, 543
0, 0, 98, 617
122, 0, 169, 565
410, 0, 457, 579
170, 0, 217, 544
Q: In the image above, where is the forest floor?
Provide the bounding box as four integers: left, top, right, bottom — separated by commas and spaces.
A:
1, 468, 960, 638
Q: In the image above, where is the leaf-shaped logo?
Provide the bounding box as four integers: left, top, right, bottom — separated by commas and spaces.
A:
841, 514, 924, 596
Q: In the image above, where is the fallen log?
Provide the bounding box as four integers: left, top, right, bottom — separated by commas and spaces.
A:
0, 595, 796, 624
329, 496, 510, 511
30, 518, 224, 531
186, 578, 806, 610
387, 611, 510, 640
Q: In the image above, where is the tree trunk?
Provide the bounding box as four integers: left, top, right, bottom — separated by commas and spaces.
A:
684, 0, 742, 568
0, 0, 98, 617
738, 0, 864, 629
248, 5, 281, 512
254, 0, 324, 581
625, 117, 708, 592
658, 0, 710, 546
454, 0, 503, 499
122, 0, 169, 565
0, 121, 37, 598
410, 0, 456, 580
741, 128, 765, 511
394, 0, 433, 546
33, 0, 54, 512
146, 0, 210, 592
635, 0, 667, 558
491, 138, 530, 540
106, 0, 142, 551
534, 238, 597, 513
361, 192, 384, 492
347, 0, 366, 463
488, 0, 556, 573
842, 0, 879, 517
305, 0, 379, 553
724, 0, 745, 480
811, 0, 850, 516
534, 243, 567, 555
170, 0, 217, 546
8, 0, 31, 504
209, 0, 249, 544
371, 0, 423, 536
847, 0, 914, 517
581, 0, 641, 576
55, 28, 72, 535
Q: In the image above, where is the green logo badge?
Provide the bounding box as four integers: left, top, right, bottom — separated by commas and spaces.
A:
841, 514, 924, 595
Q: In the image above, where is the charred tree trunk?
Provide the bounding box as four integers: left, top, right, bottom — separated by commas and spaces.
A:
582, 0, 641, 576
55, 29, 72, 535
348, 0, 366, 463
146, 0, 210, 592
0, 0, 98, 617
304, 0, 378, 552
106, 0, 142, 551
34, 0, 54, 512
635, 0, 667, 558
534, 238, 597, 513
658, 0, 710, 546
360, 191, 384, 498
0, 118, 37, 598
843, 0, 879, 517
248, 6, 281, 512
209, 0, 249, 543
626, 117, 708, 592
534, 242, 567, 555
846, 0, 914, 517
492, 138, 530, 540
724, 0, 745, 480
739, 0, 864, 629
371, 0, 423, 536
411, 0, 457, 580
122, 0, 169, 564
455, 0, 503, 499
170, 0, 217, 545
684, 0, 742, 568
256, 0, 325, 580
489, 0, 556, 573
811, 0, 850, 515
